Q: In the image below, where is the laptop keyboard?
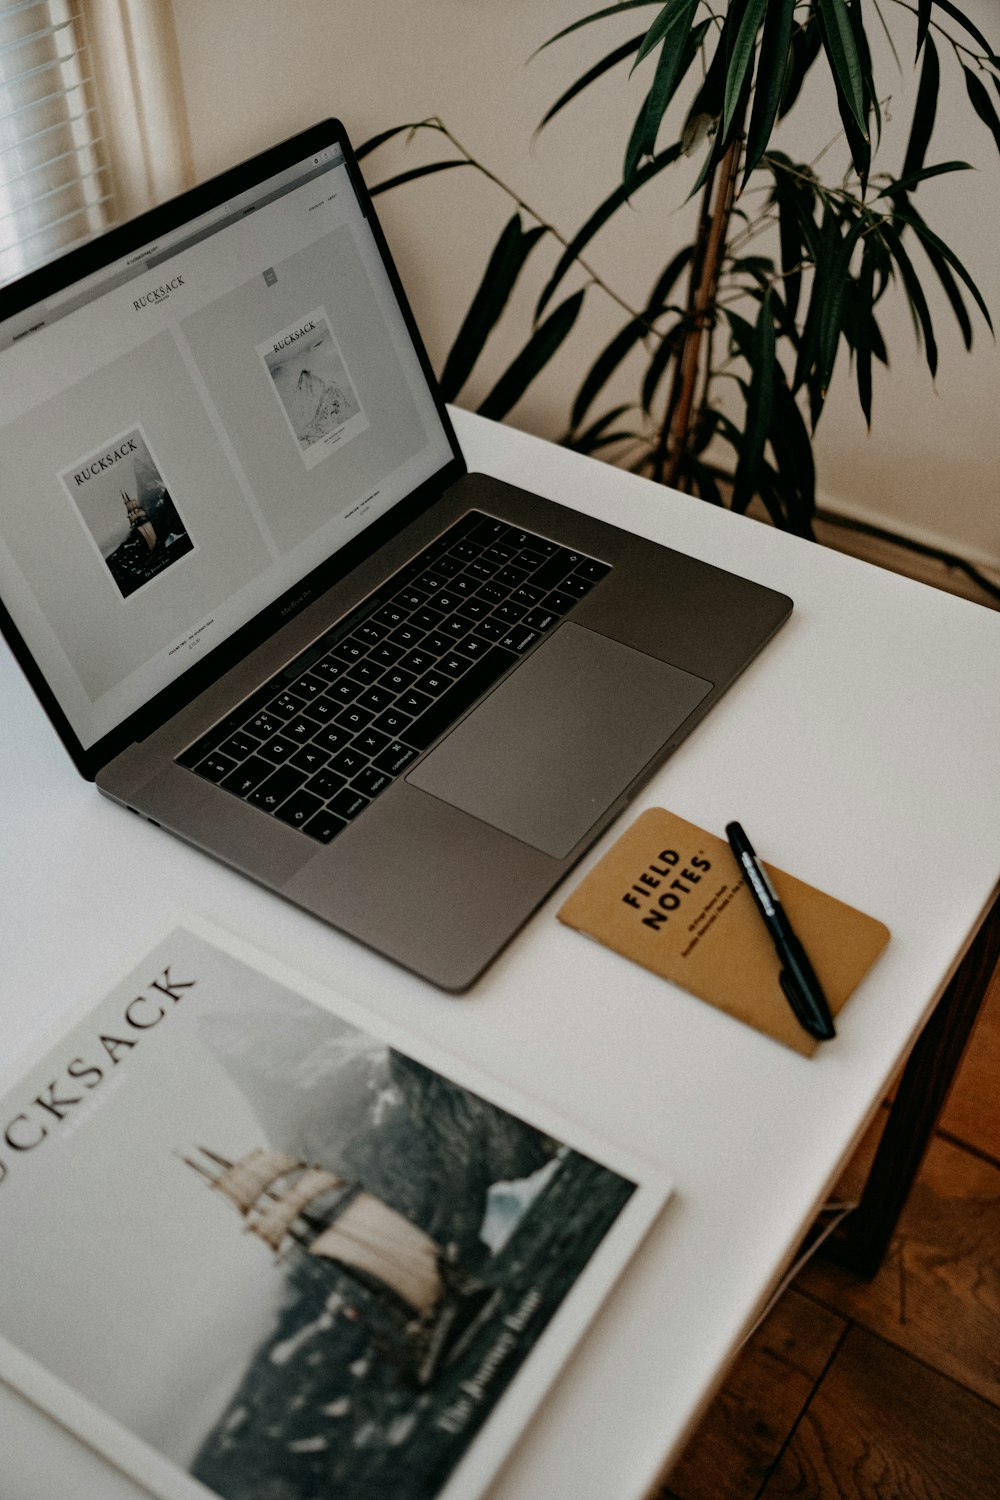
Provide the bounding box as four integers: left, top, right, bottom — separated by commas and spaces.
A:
177, 511, 611, 843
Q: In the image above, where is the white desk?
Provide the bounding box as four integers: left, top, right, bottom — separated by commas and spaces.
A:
2, 409, 999, 1500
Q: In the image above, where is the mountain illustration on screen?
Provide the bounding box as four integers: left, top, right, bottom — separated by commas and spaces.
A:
267, 330, 362, 450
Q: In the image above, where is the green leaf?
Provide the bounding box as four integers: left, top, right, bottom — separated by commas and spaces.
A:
931, 0, 993, 58
355, 124, 422, 160
570, 316, 652, 429
915, 0, 931, 59
902, 35, 939, 184
624, 8, 705, 178
633, 0, 700, 71
536, 34, 645, 135
913, 225, 974, 350
883, 159, 972, 197
721, 0, 769, 148
816, 0, 869, 141
477, 289, 586, 422
779, 12, 823, 119
534, 1, 664, 58
743, 0, 796, 186
895, 210, 994, 332
439, 215, 545, 403
368, 160, 468, 196
964, 66, 1000, 157
881, 222, 939, 375
534, 142, 683, 320
731, 294, 776, 514
853, 248, 875, 423
817, 214, 867, 397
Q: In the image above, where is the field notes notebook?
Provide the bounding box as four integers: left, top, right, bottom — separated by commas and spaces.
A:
558, 809, 890, 1056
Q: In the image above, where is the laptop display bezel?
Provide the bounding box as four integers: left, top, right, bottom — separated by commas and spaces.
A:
0, 118, 467, 781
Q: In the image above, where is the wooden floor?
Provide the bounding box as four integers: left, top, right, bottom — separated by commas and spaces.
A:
655, 961, 1000, 1500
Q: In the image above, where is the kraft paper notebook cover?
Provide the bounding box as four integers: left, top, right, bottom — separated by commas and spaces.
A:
557, 809, 890, 1056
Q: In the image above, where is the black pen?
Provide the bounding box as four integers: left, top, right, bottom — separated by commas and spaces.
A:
725, 822, 836, 1042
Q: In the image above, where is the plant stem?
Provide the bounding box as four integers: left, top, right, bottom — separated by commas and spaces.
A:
661, 131, 742, 488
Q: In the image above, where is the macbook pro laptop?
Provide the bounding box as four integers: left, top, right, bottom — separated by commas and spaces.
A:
0, 119, 791, 990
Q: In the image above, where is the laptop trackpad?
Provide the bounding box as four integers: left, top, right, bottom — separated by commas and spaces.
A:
406, 622, 712, 859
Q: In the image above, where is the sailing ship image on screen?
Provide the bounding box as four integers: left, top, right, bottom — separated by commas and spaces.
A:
59, 424, 194, 599
258, 305, 368, 470
185, 1146, 496, 1388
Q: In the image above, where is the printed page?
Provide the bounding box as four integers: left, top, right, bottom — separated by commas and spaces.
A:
0, 917, 669, 1500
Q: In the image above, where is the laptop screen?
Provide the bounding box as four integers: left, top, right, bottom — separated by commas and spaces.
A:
0, 124, 457, 763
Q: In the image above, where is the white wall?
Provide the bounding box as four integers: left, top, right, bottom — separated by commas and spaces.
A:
169, 0, 999, 567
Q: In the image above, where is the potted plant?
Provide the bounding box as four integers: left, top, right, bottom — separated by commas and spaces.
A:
361, 1, 998, 540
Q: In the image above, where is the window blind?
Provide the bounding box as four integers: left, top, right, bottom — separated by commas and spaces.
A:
0, 0, 115, 285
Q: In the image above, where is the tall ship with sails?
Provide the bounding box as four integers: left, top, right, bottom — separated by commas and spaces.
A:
184, 1146, 494, 1384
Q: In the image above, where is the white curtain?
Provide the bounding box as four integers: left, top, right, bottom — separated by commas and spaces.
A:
0, 0, 192, 285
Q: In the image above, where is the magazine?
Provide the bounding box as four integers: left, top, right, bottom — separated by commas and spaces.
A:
59, 424, 196, 600
0, 917, 669, 1500
258, 307, 369, 469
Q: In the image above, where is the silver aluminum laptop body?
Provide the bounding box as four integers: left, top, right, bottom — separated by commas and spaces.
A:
0, 120, 791, 990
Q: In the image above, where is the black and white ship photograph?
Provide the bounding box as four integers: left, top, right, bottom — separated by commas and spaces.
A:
0, 921, 665, 1500
59, 425, 195, 599
258, 305, 369, 469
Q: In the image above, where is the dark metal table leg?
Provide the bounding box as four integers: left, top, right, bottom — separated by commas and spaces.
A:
825, 890, 1000, 1279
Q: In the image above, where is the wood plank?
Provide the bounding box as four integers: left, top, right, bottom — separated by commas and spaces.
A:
656, 1290, 845, 1500
799, 1130, 1000, 1405
937, 959, 1000, 1162
760, 1325, 1000, 1499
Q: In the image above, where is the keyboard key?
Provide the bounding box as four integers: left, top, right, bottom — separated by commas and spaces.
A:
290, 673, 326, 698
270, 691, 305, 718
355, 728, 391, 757
372, 707, 413, 737
306, 767, 348, 799
329, 788, 370, 821
260, 733, 298, 763
248, 709, 282, 738
374, 741, 419, 775
219, 756, 274, 797
327, 677, 365, 704
414, 669, 450, 696
544, 590, 576, 615
355, 620, 388, 645
524, 607, 559, 632
312, 723, 352, 754
219, 730, 262, 760
356, 684, 395, 713
303, 809, 347, 843
275, 789, 324, 828
380, 666, 416, 694
249, 765, 307, 811
353, 766, 393, 798
290, 745, 328, 775
284, 715, 319, 741
336, 705, 374, 733
576, 558, 611, 581
331, 747, 368, 777
530, 553, 575, 591
195, 751, 237, 783
560, 573, 597, 597
397, 689, 433, 717
500, 627, 540, 655
472, 617, 506, 642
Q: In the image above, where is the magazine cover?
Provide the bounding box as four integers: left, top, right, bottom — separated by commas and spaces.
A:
258, 307, 369, 469
59, 424, 195, 599
0, 917, 668, 1500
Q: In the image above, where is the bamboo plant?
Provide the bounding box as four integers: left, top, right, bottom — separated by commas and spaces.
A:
360, 1, 999, 537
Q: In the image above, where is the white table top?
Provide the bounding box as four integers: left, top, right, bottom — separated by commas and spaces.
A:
2, 408, 999, 1500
